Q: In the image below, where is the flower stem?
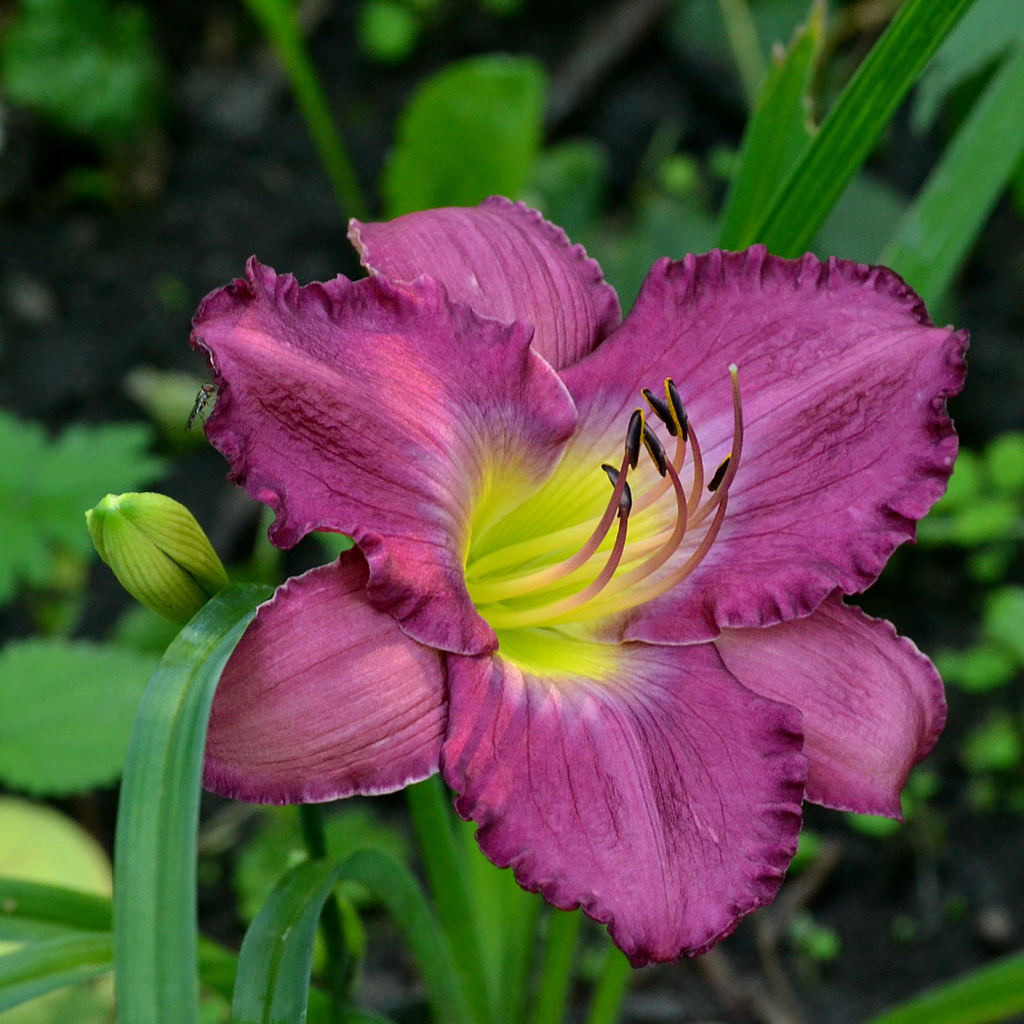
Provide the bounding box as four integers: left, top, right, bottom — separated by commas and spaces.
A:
242, 0, 368, 221
585, 944, 632, 1024
530, 908, 582, 1024
298, 803, 351, 1024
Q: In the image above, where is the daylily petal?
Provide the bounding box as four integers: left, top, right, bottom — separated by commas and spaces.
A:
715, 591, 946, 817
204, 551, 447, 804
441, 635, 806, 964
349, 196, 622, 371
192, 257, 578, 655
559, 247, 967, 642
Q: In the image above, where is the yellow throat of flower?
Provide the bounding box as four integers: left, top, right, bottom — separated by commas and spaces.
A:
463, 369, 743, 651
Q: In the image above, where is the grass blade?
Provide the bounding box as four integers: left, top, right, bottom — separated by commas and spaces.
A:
342, 848, 477, 1024
114, 583, 272, 1024
880, 44, 1024, 307
0, 879, 111, 942
752, 0, 978, 256
860, 948, 1024, 1024
717, 1, 824, 250
0, 933, 112, 1012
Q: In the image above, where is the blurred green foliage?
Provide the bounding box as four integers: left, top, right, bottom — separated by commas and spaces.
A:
0, 0, 163, 144
382, 55, 546, 216
0, 640, 157, 796
912, 0, 1024, 132
234, 805, 411, 924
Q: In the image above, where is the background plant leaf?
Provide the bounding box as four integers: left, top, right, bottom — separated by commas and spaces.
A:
0, 639, 158, 796
382, 54, 546, 216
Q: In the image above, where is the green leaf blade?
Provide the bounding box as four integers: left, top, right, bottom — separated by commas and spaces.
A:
752, 0, 979, 256
0, 880, 112, 943
231, 858, 346, 1024
113, 583, 272, 1024
861, 948, 1024, 1024
0, 933, 112, 1013
880, 44, 1024, 307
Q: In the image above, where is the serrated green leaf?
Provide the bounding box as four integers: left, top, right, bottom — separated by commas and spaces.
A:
0, 640, 158, 796
750, 0, 978, 256
912, 0, 1024, 132
0, 411, 164, 603
861, 946, 1024, 1024
881, 43, 1024, 308
113, 583, 271, 1024
382, 55, 545, 217
0, 0, 162, 142
718, 2, 823, 250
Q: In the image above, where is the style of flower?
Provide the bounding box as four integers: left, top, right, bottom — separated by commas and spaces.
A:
192, 197, 966, 965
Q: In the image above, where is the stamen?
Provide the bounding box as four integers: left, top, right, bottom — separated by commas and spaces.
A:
642, 388, 678, 436
483, 503, 632, 628
690, 364, 742, 527
665, 379, 688, 441
707, 456, 731, 492
642, 423, 668, 477
625, 408, 644, 469
466, 408, 647, 603
570, 495, 730, 622
468, 367, 743, 629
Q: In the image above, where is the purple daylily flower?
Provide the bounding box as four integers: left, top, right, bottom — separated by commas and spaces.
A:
192, 197, 966, 965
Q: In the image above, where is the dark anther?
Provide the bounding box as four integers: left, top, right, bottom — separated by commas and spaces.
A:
602, 463, 620, 487
666, 379, 689, 441
642, 423, 668, 477
708, 456, 731, 492
642, 388, 678, 437
619, 481, 633, 517
626, 409, 644, 470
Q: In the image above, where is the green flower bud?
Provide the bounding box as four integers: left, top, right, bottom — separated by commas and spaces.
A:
85, 493, 229, 624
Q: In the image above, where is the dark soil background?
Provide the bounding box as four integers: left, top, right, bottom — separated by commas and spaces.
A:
2, 0, 1024, 1022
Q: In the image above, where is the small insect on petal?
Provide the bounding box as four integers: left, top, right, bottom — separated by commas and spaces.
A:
187, 384, 217, 430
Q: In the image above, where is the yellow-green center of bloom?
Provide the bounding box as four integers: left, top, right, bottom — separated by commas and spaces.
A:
463, 370, 743, 676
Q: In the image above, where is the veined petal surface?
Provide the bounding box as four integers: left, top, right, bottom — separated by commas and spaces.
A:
350, 197, 621, 370
715, 592, 946, 817
560, 247, 968, 643
193, 258, 578, 654
204, 551, 447, 804
440, 635, 806, 964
